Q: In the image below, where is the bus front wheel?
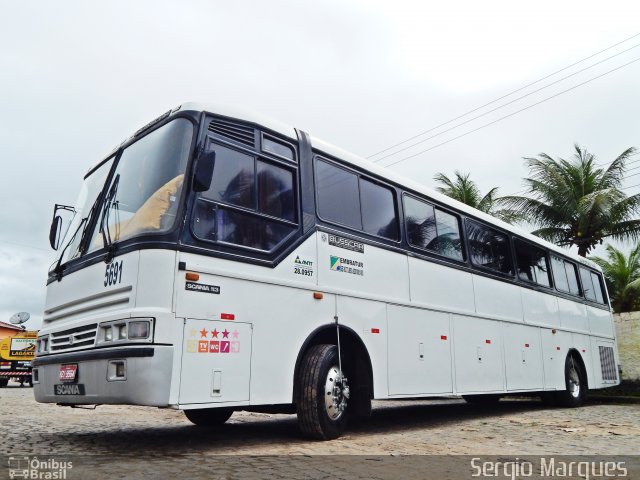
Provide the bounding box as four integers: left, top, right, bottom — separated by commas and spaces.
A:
184, 407, 233, 427
554, 354, 586, 407
296, 344, 349, 440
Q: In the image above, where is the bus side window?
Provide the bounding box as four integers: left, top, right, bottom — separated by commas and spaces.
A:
590, 271, 606, 304
515, 240, 551, 287
316, 159, 362, 230
360, 179, 399, 240
403, 195, 463, 260
550, 255, 570, 292
466, 221, 513, 275
565, 261, 581, 296
579, 267, 596, 301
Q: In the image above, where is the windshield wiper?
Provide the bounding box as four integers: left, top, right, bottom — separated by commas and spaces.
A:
52, 193, 104, 281
100, 174, 120, 261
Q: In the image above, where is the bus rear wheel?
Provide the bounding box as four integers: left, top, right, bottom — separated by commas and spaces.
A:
0, 378, 8, 388
554, 354, 586, 407
184, 408, 233, 427
296, 344, 349, 440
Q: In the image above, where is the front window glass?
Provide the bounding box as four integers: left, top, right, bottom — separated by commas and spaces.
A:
55, 158, 114, 267
88, 119, 193, 252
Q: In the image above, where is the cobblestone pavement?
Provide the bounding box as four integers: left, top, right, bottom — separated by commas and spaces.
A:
1, 382, 638, 478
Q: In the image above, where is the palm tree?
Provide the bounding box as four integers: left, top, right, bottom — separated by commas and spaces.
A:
434, 171, 499, 214
498, 144, 640, 256
591, 243, 640, 312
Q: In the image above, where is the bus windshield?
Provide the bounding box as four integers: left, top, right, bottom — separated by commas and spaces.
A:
54, 157, 114, 268
87, 118, 193, 252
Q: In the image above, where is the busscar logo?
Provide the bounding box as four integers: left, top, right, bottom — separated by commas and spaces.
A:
328, 234, 364, 253
185, 282, 220, 294
330, 255, 364, 276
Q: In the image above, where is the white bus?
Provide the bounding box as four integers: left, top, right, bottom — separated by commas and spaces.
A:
34, 103, 620, 439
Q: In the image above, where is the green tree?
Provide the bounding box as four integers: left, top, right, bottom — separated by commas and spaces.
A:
498, 144, 640, 256
434, 171, 499, 214
591, 244, 640, 312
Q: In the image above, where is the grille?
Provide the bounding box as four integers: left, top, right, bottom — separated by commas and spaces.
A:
208, 119, 255, 147
50, 323, 98, 353
599, 346, 617, 382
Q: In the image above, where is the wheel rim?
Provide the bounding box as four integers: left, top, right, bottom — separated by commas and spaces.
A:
568, 359, 581, 398
324, 366, 349, 421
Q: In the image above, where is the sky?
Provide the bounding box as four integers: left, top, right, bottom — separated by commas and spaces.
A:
1, 0, 639, 330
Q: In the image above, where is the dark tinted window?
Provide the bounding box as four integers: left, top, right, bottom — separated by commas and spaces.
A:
404, 196, 463, 260
591, 272, 606, 304
360, 179, 398, 240
316, 159, 362, 229
466, 221, 513, 275
565, 262, 581, 295
193, 204, 296, 251
579, 267, 596, 301
262, 136, 295, 162
257, 161, 295, 221
193, 141, 298, 252
515, 241, 550, 287
551, 255, 569, 292
204, 145, 255, 209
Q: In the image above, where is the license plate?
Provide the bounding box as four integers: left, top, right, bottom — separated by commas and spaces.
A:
59, 364, 78, 382
54, 384, 85, 395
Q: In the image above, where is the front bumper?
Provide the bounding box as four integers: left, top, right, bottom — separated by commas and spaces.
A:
32, 345, 173, 406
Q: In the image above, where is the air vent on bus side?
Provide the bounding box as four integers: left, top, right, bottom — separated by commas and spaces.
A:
208, 119, 256, 147
599, 345, 617, 382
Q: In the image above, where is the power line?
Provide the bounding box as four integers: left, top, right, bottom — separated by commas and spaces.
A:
0, 239, 51, 254
372, 42, 640, 164
367, 31, 640, 160
382, 56, 640, 169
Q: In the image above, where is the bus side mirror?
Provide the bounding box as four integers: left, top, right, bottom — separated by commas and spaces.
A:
49, 215, 62, 250
193, 151, 215, 192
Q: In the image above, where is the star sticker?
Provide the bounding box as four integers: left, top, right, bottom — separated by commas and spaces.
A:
189, 329, 197, 338
232, 330, 239, 339
222, 329, 229, 339
199, 328, 208, 338
211, 329, 219, 338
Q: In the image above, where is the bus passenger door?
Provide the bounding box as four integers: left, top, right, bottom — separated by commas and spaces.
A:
179, 319, 252, 405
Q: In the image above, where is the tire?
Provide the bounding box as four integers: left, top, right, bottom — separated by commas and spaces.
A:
184, 408, 233, 427
0, 378, 8, 388
554, 354, 587, 407
462, 394, 501, 404
26, 376, 33, 387
296, 344, 349, 440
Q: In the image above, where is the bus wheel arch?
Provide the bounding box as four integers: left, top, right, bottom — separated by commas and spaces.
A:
293, 324, 373, 418
555, 349, 588, 407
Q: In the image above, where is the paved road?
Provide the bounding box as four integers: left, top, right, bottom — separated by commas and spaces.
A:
1, 383, 638, 479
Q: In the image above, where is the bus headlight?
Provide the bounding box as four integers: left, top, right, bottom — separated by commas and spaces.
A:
128, 321, 150, 339
98, 318, 154, 344
117, 324, 128, 340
